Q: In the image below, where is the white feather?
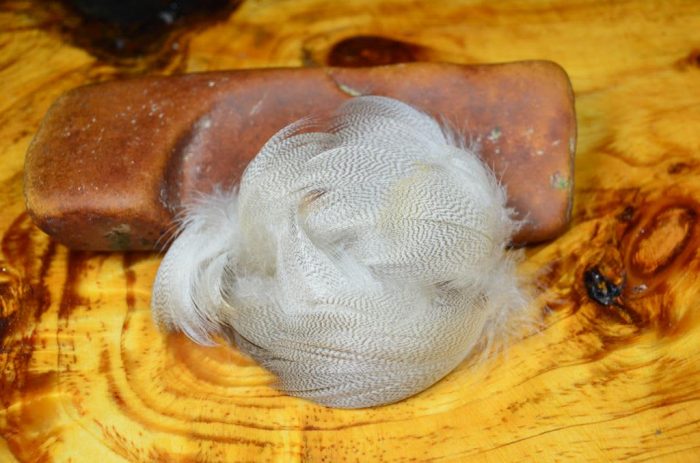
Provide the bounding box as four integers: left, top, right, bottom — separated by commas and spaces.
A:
151, 96, 530, 408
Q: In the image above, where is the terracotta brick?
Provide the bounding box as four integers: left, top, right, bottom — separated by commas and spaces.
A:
24, 61, 576, 250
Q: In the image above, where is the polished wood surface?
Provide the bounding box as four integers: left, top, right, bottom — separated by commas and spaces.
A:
2, 1, 700, 461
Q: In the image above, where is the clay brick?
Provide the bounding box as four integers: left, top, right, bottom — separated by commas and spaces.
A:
24, 61, 576, 250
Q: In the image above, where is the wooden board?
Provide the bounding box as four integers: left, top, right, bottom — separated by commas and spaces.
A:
1, 0, 700, 461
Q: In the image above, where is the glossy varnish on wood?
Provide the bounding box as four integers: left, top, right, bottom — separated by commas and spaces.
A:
1, 0, 700, 461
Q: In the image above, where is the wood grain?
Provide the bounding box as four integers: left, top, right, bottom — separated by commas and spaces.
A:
2, 0, 700, 461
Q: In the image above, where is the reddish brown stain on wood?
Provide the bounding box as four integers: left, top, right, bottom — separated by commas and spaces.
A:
326, 35, 423, 67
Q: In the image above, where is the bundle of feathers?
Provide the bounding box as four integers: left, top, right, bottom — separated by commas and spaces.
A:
152, 96, 529, 408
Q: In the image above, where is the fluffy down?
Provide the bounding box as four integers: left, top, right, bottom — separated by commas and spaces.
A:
151, 96, 528, 408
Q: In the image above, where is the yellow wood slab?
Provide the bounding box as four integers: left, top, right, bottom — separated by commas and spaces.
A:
1, 1, 700, 461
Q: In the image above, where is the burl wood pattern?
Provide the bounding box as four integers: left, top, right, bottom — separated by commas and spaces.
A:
2, 1, 700, 462
24, 61, 575, 250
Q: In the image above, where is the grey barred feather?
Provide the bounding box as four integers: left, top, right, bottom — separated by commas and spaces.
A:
151, 96, 529, 408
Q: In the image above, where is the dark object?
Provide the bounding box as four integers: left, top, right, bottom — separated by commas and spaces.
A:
584, 267, 624, 306
60, 0, 237, 60
24, 61, 577, 250
69, 0, 178, 25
